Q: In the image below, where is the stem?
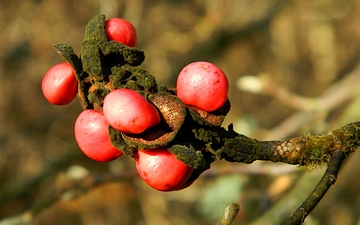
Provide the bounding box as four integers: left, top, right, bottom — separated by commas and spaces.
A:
282, 150, 346, 224
220, 122, 360, 167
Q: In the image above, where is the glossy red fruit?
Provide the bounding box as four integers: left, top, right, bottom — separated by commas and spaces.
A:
105, 18, 137, 47
74, 109, 122, 162
103, 88, 161, 134
41, 62, 78, 105
176, 61, 229, 112
136, 148, 193, 191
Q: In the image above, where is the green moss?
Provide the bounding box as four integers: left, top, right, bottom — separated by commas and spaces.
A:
108, 126, 136, 158
110, 67, 131, 88
168, 145, 209, 170
123, 80, 138, 91
220, 135, 259, 164
84, 14, 107, 44
332, 123, 360, 156
99, 42, 145, 66
81, 41, 102, 79
52, 42, 92, 109
192, 128, 221, 144
87, 83, 110, 106
127, 67, 157, 93
298, 135, 331, 167
52, 42, 83, 78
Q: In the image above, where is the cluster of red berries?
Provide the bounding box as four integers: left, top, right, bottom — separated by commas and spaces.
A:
41, 16, 229, 191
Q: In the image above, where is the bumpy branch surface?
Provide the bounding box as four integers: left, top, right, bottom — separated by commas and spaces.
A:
220, 122, 360, 167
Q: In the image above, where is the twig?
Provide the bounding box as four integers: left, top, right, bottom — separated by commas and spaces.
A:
249, 169, 324, 225
237, 74, 318, 111
221, 122, 360, 167
282, 150, 346, 224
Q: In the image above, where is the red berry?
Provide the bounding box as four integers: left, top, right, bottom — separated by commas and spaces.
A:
74, 109, 122, 162
103, 88, 161, 134
176, 61, 229, 112
105, 18, 137, 47
136, 148, 193, 191
41, 62, 78, 105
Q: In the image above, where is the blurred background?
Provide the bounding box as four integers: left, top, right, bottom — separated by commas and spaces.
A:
1, 0, 360, 224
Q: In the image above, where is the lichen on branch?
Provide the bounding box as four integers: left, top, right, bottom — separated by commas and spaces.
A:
220, 122, 360, 167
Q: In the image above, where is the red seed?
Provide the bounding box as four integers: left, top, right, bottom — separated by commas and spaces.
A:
74, 109, 122, 162
105, 18, 137, 47
176, 61, 228, 112
136, 148, 193, 191
41, 62, 78, 105
103, 88, 161, 134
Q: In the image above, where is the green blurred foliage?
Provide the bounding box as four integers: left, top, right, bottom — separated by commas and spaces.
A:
198, 175, 243, 222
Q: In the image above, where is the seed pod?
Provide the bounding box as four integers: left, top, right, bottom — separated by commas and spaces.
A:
122, 91, 187, 149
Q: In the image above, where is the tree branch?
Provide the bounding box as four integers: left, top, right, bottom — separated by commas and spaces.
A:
221, 122, 360, 167
282, 150, 346, 224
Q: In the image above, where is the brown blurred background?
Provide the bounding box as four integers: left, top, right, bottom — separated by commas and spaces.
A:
1, 0, 360, 224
